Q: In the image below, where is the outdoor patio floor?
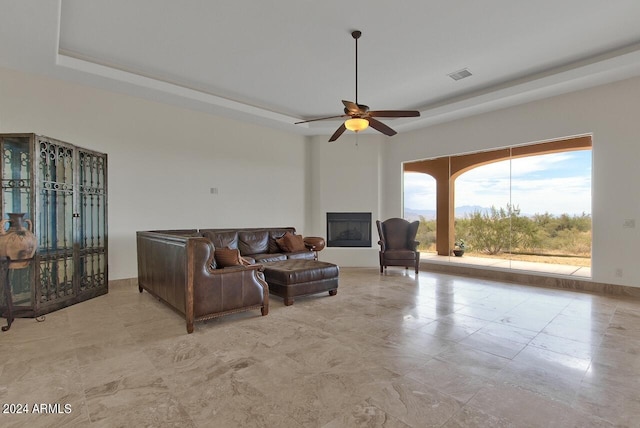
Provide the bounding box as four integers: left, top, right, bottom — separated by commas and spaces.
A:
421, 253, 591, 278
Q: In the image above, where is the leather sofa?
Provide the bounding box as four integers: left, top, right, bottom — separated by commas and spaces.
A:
200, 227, 316, 263
137, 231, 269, 333
136, 227, 339, 332
199, 227, 338, 305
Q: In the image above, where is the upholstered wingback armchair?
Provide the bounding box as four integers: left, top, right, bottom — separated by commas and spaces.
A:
376, 218, 420, 274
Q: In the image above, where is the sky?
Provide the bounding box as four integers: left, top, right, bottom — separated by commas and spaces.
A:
404, 150, 592, 216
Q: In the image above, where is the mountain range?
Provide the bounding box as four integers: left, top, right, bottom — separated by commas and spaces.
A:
404, 206, 488, 221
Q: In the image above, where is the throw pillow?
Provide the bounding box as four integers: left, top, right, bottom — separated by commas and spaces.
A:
276, 232, 307, 252
215, 247, 242, 267
268, 230, 289, 253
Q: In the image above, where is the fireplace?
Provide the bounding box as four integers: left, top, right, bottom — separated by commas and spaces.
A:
326, 212, 372, 247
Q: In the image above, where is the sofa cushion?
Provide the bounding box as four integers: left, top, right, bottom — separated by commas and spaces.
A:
276, 232, 306, 252
238, 230, 269, 255
241, 256, 256, 265
203, 231, 238, 250
383, 249, 418, 261
252, 253, 287, 263
214, 247, 242, 267
286, 250, 316, 260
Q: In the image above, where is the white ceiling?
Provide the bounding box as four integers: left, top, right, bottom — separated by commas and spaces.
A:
2, 1, 640, 138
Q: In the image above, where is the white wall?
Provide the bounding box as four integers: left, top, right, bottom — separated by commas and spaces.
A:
0, 67, 308, 279
382, 75, 640, 287
3, 66, 640, 287
307, 134, 383, 267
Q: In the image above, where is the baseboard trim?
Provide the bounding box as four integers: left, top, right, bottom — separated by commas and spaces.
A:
111, 268, 640, 300
109, 278, 138, 288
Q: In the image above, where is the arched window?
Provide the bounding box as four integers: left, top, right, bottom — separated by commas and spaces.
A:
403, 135, 592, 273
403, 172, 437, 253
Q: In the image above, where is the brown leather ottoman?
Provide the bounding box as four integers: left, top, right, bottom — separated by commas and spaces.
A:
262, 259, 339, 306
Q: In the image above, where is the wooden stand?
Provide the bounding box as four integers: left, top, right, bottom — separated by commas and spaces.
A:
1, 259, 12, 331
1, 258, 32, 332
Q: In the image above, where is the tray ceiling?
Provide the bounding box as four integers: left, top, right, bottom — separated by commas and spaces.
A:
2, 1, 640, 136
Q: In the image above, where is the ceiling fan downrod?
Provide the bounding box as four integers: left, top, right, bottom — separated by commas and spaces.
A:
293, 28, 419, 142
352, 30, 361, 105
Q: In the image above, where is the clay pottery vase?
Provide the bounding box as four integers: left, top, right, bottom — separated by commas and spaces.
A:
0, 213, 37, 268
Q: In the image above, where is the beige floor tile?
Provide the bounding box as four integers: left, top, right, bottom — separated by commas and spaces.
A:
466, 382, 575, 427
363, 376, 462, 427
573, 383, 640, 427
542, 315, 606, 344
434, 343, 511, 379
322, 400, 412, 428
495, 312, 554, 332
419, 319, 475, 342
442, 405, 519, 428
457, 331, 527, 359
405, 358, 491, 403
83, 373, 193, 427
2, 267, 640, 427
529, 331, 598, 360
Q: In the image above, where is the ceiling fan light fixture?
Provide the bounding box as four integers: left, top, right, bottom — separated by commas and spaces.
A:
345, 118, 369, 132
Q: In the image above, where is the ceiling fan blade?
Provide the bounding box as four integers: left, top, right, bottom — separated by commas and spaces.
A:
342, 100, 370, 115
342, 100, 360, 114
368, 118, 397, 137
328, 124, 347, 142
305, 31, 413, 141
295, 114, 348, 125
369, 110, 420, 118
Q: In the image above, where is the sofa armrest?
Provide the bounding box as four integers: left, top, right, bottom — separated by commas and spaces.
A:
303, 236, 326, 252
188, 239, 268, 330
137, 232, 268, 334
211, 264, 264, 273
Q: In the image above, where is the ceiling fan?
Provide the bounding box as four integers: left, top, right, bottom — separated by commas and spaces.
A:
295, 30, 420, 142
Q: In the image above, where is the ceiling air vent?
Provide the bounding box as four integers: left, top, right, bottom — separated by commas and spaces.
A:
448, 68, 472, 81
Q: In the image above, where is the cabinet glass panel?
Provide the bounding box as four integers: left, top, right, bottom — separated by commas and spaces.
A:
79, 150, 107, 291
2, 136, 32, 217
1, 136, 34, 307
37, 138, 76, 303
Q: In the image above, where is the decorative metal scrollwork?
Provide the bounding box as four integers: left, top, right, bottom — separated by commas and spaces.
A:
39, 140, 74, 167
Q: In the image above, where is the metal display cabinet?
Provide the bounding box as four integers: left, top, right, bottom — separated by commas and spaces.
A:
0, 133, 108, 317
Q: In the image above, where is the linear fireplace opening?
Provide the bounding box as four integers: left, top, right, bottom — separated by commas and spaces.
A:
327, 212, 372, 247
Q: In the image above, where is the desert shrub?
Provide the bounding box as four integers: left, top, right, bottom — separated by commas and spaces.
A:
456, 206, 590, 256
415, 216, 437, 252
457, 205, 539, 255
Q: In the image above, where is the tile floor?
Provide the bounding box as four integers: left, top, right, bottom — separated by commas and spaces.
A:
1, 267, 639, 427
